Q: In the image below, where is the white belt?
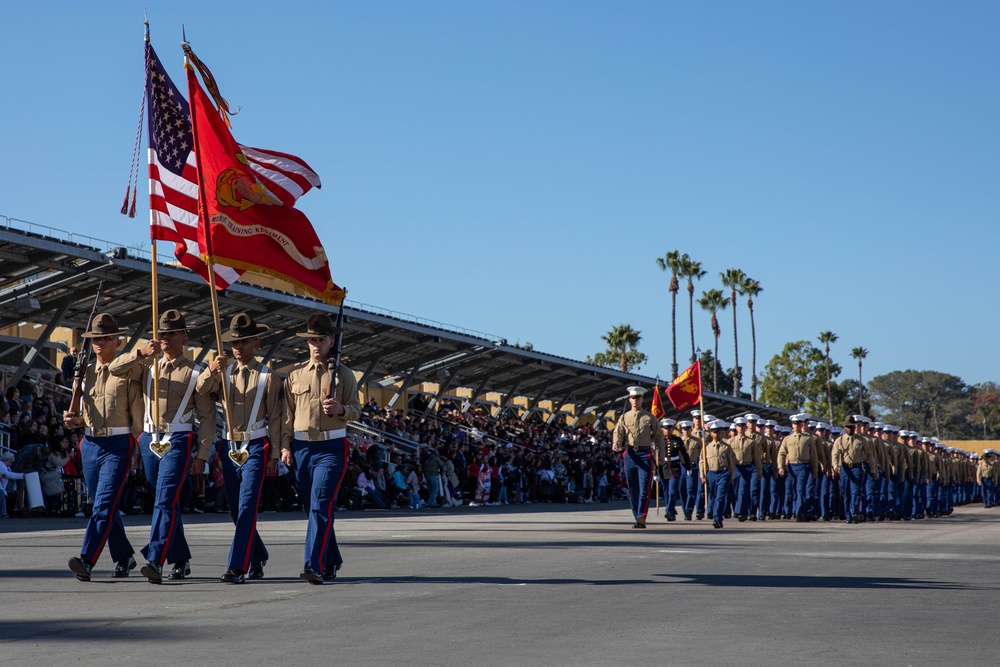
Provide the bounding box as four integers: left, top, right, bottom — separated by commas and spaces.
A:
294, 428, 347, 442
85, 426, 132, 437
227, 426, 269, 443
146, 424, 194, 434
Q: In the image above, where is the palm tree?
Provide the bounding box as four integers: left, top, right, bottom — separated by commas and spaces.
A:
698, 289, 729, 393
741, 277, 762, 401
680, 255, 706, 366
604, 324, 645, 372
655, 250, 682, 379
818, 331, 838, 421
720, 268, 747, 397
850, 346, 869, 415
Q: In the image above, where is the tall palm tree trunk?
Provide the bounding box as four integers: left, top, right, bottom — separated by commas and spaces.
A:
712, 334, 720, 392
749, 303, 758, 401
825, 353, 834, 422
731, 290, 739, 397
857, 361, 864, 415
688, 289, 696, 365
671, 290, 678, 379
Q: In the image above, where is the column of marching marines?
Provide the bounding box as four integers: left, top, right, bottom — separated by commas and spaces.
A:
612, 387, 995, 529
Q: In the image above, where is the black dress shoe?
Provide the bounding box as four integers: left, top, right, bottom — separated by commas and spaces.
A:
168, 561, 191, 580
68, 556, 92, 582
322, 564, 341, 582
737, 516, 747, 522
112, 556, 137, 578
683, 511, 692, 521
695, 513, 704, 521
666, 514, 676, 522
299, 566, 324, 585
141, 562, 163, 584
220, 567, 245, 584
712, 521, 723, 529
248, 561, 265, 580
749, 515, 757, 522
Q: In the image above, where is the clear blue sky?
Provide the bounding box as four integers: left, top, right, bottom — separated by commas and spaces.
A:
2, 2, 997, 388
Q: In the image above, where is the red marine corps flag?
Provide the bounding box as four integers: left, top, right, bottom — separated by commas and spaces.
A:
186, 56, 344, 305
665, 361, 702, 412
650, 383, 665, 420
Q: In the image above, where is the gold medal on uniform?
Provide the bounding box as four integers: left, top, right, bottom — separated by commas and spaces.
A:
228, 441, 249, 466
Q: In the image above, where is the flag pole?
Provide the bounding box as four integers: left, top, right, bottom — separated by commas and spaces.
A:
184, 48, 235, 436
151, 242, 161, 433
145, 23, 162, 437
700, 391, 709, 516
203, 255, 235, 435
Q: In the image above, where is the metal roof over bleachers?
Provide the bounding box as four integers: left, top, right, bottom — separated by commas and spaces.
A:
0, 217, 791, 424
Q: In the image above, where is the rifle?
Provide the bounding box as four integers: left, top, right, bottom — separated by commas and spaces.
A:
68, 281, 105, 419
327, 300, 346, 400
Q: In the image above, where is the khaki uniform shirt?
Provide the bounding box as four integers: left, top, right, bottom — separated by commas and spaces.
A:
904, 445, 922, 479
864, 434, 888, 471
924, 450, 939, 479
778, 432, 819, 476
977, 459, 994, 484
197, 358, 284, 460
683, 434, 704, 465
81, 357, 144, 438
108, 350, 217, 460
612, 409, 666, 452
728, 434, 762, 476
887, 439, 908, 478
700, 438, 737, 477
281, 362, 361, 451
832, 434, 869, 467
759, 434, 779, 467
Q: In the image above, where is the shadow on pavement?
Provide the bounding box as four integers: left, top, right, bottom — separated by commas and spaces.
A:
655, 572, 996, 590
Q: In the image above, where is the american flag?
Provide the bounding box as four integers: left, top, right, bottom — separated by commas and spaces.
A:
146, 41, 321, 289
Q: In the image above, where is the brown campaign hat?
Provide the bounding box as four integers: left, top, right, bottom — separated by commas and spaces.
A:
221, 312, 270, 342
155, 309, 194, 333
81, 313, 129, 339
295, 314, 341, 338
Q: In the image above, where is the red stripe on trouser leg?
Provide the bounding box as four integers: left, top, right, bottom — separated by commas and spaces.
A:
317, 438, 350, 568
640, 450, 653, 516
239, 439, 269, 572
87, 435, 134, 563
159, 433, 193, 565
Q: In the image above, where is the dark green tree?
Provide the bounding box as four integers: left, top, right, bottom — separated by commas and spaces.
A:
867, 370, 972, 438
759, 340, 837, 412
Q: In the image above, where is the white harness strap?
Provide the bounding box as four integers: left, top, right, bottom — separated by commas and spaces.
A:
225, 364, 270, 435
145, 362, 202, 432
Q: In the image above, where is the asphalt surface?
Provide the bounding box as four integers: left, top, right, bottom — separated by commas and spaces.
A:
2, 502, 998, 666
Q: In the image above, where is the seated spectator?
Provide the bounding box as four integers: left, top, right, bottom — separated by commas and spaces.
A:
405, 463, 425, 509
353, 465, 387, 510
0, 451, 24, 518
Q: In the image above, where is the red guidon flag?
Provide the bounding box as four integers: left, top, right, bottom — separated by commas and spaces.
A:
650, 383, 665, 420
187, 64, 344, 305
665, 361, 702, 412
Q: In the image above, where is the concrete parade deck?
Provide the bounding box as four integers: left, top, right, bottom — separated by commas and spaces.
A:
2, 503, 997, 666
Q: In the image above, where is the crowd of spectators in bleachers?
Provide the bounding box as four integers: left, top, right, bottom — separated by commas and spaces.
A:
1, 368, 630, 519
